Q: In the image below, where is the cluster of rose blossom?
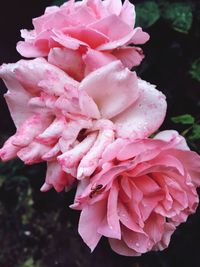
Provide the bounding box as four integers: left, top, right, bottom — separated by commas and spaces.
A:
1, 0, 200, 256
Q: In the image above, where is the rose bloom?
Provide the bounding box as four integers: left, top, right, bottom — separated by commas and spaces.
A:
17, 0, 149, 80
0, 58, 166, 192
72, 131, 200, 256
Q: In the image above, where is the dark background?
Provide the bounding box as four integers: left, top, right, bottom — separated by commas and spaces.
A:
0, 1, 200, 267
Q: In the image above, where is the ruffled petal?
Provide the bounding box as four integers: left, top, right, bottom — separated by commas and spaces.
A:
114, 79, 167, 139
48, 47, 85, 81
112, 47, 144, 69
0, 63, 34, 127
41, 161, 75, 192
78, 201, 106, 251
80, 61, 138, 119
83, 48, 117, 75
120, 0, 135, 27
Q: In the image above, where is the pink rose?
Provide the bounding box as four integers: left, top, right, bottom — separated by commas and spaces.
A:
72, 131, 200, 256
0, 58, 166, 192
17, 0, 149, 80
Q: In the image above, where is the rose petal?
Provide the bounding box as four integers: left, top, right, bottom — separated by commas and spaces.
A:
48, 47, 85, 81
114, 79, 167, 139
80, 60, 138, 119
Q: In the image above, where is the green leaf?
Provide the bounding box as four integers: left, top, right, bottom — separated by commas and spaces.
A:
135, 1, 160, 28
188, 124, 200, 141
171, 114, 195, 124
162, 2, 193, 33
190, 58, 200, 82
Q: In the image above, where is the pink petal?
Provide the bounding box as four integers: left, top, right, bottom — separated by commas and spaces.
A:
80, 61, 138, 119
17, 141, 50, 164
12, 114, 52, 147
13, 58, 79, 96
123, 227, 150, 254
107, 181, 121, 239
129, 27, 150, 45
144, 213, 164, 244
16, 41, 49, 57
77, 128, 115, 179
0, 136, 20, 161
101, 138, 130, 162
104, 0, 122, 16
156, 223, 175, 251
114, 79, 167, 139
97, 30, 134, 50
48, 47, 85, 81
118, 201, 144, 233
78, 201, 106, 251
36, 117, 66, 145
83, 48, 117, 75
154, 130, 189, 150
58, 132, 97, 169
120, 0, 136, 27
112, 47, 144, 69
78, 90, 101, 119
109, 238, 140, 256
62, 26, 109, 49
0, 64, 34, 127
89, 15, 132, 42
42, 161, 74, 192
42, 143, 60, 161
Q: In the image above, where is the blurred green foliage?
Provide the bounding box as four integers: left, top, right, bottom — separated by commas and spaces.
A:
171, 114, 200, 149
135, 1, 160, 28
171, 114, 195, 124
162, 2, 193, 34
190, 58, 200, 82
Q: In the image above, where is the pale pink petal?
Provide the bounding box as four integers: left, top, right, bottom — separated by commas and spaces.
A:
36, 117, 66, 145
0, 136, 20, 161
112, 47, 144, 69
13, 58, 79, 96
42, 143, 60, 161
104, 0, 122, 16
114, 79, 167, 139
83, 49, 117, 75
0, 64, 34, 127
16, 41, 49, 57
58, 132, 97, 170
155, 223, 176, 251
144, 213, 164, 244
118, 201, 144, 233
129, 27, 150, 45
12, 114, 52, 147
78, 201, 106, 251
89, 15, 132, 42
101, 138, 130, 162
120, 0, 135, 27
62, 26, 109, 48
86, 0, 109, 19
109, 238, 140, 256
80, 61, 138, 119
107, 181, 121, 239
154, 130, 189, 150
17, 141, 50, 164
48, 47, 85, 81
78, 90, 101, 119
123, 227, 150, 254
97, 30, 134, 50
51, 31, 82, 50
77, 128, 115, 179
42, 161, 74, 192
